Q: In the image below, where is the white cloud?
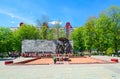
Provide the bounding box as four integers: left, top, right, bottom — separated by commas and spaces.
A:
49, 21, 62, 25
0, 9, 34, 24
11, 21, 15, 24
0, 9, 14, 18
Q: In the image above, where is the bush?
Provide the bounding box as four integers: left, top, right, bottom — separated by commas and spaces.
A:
106, 48, 113, 55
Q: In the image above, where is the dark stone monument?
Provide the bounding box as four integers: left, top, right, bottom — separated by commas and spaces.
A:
56, 37, 73, 54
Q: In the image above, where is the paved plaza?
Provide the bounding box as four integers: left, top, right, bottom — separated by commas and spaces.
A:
0, 56, 120, 79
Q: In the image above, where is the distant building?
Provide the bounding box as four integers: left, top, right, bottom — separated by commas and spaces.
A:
10, 27, 18, 31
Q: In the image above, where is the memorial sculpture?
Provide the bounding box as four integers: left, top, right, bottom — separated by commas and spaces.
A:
22, 38, 73, 54
56, 37, 73, 54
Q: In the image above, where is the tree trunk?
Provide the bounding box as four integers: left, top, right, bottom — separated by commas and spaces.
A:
114, 37, 118, 54
6, 52, 11, 57
114, 42, 118, 53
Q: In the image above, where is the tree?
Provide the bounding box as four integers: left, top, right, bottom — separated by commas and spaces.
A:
105, 6, 120, 54
40, 22, 49, 39
95, 14, 113, 54
0, 27, 13, 57
71, 27, 85, 51
13, 24, 40, 52
84, 17, 96, 54
47, 28, 54, 40
18, 24, 40, 40
36, 15, 50, 27
36, 15, 50, 39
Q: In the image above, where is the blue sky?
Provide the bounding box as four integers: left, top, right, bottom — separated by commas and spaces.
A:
0, 0, 120, 27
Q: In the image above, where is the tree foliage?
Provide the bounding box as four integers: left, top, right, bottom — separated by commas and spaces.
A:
105, 6, 120, 53
84, 17, 96, 53
0, 27, 13, 57
71, 27, 85, 51
71, 6, 120, 55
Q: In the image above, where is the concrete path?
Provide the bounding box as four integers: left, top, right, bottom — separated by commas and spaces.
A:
92, 56, 120, 62
0, 56, 120, 79
0, 57, 34, 65
13, 57, 35, 63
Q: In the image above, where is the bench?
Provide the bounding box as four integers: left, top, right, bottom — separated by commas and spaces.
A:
4, 61, 13, 65
111, 59, 119, 63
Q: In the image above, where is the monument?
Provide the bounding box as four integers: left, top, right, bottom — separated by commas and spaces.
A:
56, 37, 73, 54
22, 38, 73, 55
22, 40, 56, 53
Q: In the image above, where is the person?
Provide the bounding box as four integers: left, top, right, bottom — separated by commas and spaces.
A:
53, 55, 56, 64
13, 52, 17, 59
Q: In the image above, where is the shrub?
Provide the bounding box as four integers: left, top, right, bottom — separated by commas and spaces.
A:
106, 48, 113, 55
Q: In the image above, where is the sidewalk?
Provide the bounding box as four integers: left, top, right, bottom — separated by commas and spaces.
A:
13, 57, 34, 63
92, 55, 120, 62
0, 56, 120, 79
0, 57, 34, 65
